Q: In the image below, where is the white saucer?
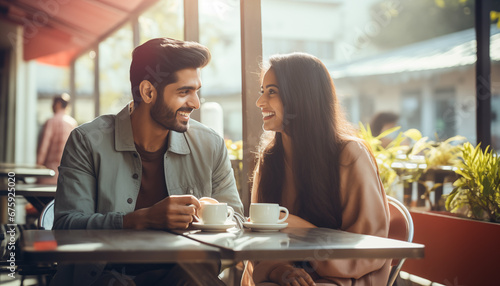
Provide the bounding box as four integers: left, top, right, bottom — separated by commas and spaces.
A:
192, 221, 236, 232
243, 222, 288, 232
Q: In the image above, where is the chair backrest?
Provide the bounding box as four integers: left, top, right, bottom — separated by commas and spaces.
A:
386, 196, 414, 286
38, 199, 55, 230
387, 196, 414, 243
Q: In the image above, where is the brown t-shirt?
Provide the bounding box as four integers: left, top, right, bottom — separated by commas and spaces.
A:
134, 143, 169, 210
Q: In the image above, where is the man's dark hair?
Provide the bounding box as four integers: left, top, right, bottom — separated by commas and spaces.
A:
369, 112, 399, 136
129, 38, 211, 105
53, 93, 71, 109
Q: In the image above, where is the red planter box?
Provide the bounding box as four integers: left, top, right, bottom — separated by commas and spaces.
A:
402, 211, 500, 285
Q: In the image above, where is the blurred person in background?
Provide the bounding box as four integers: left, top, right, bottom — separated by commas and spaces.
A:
36, 93, 78, 185
369, 112, 400, 148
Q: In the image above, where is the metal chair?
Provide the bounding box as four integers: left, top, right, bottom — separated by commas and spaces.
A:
37, 199, 55, 230
386, 196, 414, 286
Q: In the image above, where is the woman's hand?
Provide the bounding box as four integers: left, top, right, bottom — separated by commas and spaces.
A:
269, 264, 316, 286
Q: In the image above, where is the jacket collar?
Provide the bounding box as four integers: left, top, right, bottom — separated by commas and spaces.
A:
115, 103, 191, 155
168, 131, 190, 155
115, 103, 136, 152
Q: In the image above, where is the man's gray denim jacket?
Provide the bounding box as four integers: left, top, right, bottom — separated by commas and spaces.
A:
51, 104, 244, 285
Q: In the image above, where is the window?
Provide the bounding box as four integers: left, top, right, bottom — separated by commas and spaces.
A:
99, 24, 134, 116
139, 0, 184, 42
400, 91, 422, 133
35, 63, 70, 129
492, 94, 500, 151
263, 39, 335, 62
434, 88, 457, 140
358, 93, 375, 125
199, 0, 242, 141
74, 52, 95, 124
277, 0, 481, 145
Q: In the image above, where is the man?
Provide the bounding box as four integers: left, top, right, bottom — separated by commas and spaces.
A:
369, 112, 400, 148
36, 93, 77, 185
51, 38, 244, 285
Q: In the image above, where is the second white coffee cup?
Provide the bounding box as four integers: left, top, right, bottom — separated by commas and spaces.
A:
249, 203, 289, 224
199, 203, 234, 225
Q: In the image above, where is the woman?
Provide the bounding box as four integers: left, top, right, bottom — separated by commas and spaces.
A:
250, 53, 390, 285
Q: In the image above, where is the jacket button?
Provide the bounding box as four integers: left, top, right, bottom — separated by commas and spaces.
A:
188, 188, 194, 194
133, 153, 138, 158
127, 198, 133, 204
132, 173, 139, 179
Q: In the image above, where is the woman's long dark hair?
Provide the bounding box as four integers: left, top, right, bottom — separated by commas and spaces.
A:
254, 53, 357, 229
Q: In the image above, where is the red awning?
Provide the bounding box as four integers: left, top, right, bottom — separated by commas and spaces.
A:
0, 0, 158, 66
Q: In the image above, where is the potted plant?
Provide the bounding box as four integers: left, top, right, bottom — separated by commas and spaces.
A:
407, 135, 466, 210
445, 142, 500, 222
402, 142, 500, 285
358, 123, 423, 197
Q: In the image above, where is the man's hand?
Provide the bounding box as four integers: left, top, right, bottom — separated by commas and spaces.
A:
269, 264, 316, 286
193, 197, 220, 221
124, 195, 201, 230
150, 195, 202, 229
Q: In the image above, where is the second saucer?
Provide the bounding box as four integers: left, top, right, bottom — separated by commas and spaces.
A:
243, 222, 288, 232
192, 221, 236, 232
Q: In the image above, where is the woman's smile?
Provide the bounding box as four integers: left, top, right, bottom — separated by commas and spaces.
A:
262, 110, 276, 120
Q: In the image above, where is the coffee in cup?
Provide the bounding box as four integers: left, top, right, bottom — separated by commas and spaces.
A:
249, 203, 289, 224
199, 203, 234, 225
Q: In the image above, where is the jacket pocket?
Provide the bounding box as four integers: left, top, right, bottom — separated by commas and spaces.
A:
168, 186, 199, 197
168, 184, 212, 198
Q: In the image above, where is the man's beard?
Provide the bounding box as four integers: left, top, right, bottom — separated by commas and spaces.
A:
150, 98, 191, 133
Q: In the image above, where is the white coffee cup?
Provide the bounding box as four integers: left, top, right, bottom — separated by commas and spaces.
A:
199, 203, 234, 225
250, 203, 289, 224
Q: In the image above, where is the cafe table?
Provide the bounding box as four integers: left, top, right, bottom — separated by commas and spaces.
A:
20, 228, 424, 285
22, 228, 424, 263
176, 226, 425, 285
0, 163, 56, 217
0, 163, 56, 180
177, 226, 425, 261
21, 229, 221, 263
0, 184, 56, 197
0, 184, 56, 213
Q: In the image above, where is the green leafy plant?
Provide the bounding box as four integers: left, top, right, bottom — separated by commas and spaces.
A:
408, 135, 466, 210
409, 135, 466, 169
445, 142, 500, 222
358, 123, 421, 195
